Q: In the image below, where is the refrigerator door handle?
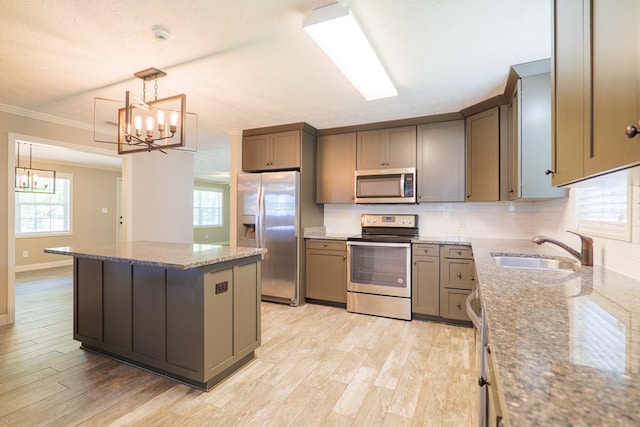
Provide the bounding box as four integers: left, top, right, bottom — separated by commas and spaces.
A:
257, 185, 265, 248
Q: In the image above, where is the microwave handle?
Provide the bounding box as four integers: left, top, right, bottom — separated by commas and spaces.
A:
400, 173, 405, 196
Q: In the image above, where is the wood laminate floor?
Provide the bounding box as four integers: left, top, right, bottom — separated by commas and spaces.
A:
0, 267, 478, 426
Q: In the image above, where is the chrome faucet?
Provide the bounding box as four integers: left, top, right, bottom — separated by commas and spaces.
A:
531, 231, 593, 266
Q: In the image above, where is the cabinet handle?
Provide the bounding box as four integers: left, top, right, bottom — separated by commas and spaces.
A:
457, 250, 462, 255
423, 248, 429, 253
456, 303, 462, 309
545, 169, 555, 175
414, 261, 417, 265
343, 255, 346, 260
466, 194, 471, 199
625, 122, 640, 138
471, 276, 475, 281
457, 272, 462, 278
508, 189, 515, 193
323, 243, 328, 247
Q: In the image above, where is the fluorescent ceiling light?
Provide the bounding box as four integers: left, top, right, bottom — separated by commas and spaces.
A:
303, 3, 397, 101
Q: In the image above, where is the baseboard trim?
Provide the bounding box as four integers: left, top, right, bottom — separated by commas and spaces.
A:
15, 259, 73, 273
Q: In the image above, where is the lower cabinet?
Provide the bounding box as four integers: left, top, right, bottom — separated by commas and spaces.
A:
439, 245, 476, 322
73, 256, 261, 390
305, 239, 347, 304
412, 244, 440, 316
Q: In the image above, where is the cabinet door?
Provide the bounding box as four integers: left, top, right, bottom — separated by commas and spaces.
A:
412, 256, 439, 316
270, 130, 301, 170
386, 126, 417, 168
317, 133, 356, 203
508, 81, 521, 200
440, 288, 472, 322
417, 121, 465, 202
204, 269, 234, 371
585, 0, 640, 175
305, 245, 347, 303
132, 265, 166, 361
443, 259, 476, 290
75, 258, 103, 341
357, 130, 387, 169
242, 134, 270, 171
234, 262, 259, 355
466, 107, 500, 201
552, 0, 587, 186
103, 262, 132, 350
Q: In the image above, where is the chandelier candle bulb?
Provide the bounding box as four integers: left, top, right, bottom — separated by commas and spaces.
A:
145, 116, 154, 139
134, 116, 143, 136
170, 110, 178, 132
157, 110, 165, 132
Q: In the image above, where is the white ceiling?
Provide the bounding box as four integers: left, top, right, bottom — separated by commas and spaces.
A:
0, 0, 551, 181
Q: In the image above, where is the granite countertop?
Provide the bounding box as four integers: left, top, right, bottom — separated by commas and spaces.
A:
45, 241, 267, 270
472, 238, 640, 426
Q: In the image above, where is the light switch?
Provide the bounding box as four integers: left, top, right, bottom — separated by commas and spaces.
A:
101, 208, 108, 213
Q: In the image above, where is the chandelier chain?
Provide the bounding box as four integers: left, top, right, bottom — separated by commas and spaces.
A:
154, 77, 159, 101
142, 79, 147, 103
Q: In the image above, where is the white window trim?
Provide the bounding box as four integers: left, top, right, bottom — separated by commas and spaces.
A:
15, 172, 73, 238
193, 186, 224, 227
573, 171, 632, 242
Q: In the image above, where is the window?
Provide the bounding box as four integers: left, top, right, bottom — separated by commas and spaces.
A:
193, 188, 223, 227
15, 175, 71, 236
573, 170, 631, 241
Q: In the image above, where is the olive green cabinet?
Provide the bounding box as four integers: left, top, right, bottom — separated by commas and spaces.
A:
439, 245, 476, 322
552, 0, 640, 186
316, 133, 356, 203
356, 126, 417, 169
465, 107, 500, 201
416, 121, 466, 202
507, 62, 567, 200
412, 244, 440, 316
73, 256, 261, 390
242, 130, 301, 172
305, 240, 347, 304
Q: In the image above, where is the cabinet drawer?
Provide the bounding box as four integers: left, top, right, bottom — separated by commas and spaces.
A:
441, 245, 473, 259
440, 288, 472, 322
443, 259, 476, 290
413, 244, 439, 257
306, 240, 346, 251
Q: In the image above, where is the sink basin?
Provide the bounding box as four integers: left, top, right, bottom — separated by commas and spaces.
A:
491, 254, 578, 271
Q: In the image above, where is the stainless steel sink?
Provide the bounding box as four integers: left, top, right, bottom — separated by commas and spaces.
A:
491, 254, 579, 271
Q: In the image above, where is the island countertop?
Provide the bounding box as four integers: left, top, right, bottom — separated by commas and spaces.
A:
45, 241, 267, 270
472, 238, 640, 426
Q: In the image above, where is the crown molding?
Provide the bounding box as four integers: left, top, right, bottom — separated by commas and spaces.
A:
0, 103, 95, 132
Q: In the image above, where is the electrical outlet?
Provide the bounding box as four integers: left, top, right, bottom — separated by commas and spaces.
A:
22, 250, 28, 257
215, 281, 228, 294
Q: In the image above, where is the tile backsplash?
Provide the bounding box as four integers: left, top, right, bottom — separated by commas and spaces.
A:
323, 190, 640, 281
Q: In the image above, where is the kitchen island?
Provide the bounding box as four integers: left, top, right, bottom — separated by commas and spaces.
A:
472, 239, 640, 426
45, 241, 266, 391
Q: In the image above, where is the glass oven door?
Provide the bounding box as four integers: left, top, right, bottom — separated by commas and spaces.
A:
346, 241, 411, 298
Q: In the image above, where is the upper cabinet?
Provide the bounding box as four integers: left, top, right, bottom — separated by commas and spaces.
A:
417, 121, 466, 202
316, 132, 356, 204
242, 130, 301, 172
465, 107, 500, 201
552, 0, 640, 186
507, 61, 567, 200
356, 126, 416, 170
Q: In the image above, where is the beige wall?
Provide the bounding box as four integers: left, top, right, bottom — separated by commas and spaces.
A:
1, 109, 112, 325
193, 180, 230, 245
15, 159, 121, 268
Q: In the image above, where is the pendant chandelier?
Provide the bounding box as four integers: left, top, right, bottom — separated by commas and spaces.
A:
117, 68, 186, 154
15, 143, 56, 194
94, 67, 196, 154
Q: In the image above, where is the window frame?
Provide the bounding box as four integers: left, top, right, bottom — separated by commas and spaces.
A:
15, 173, 73, 238
193, 186, 224, 228
573, 170, 632, 242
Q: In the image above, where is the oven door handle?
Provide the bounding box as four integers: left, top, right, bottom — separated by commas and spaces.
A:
346, 241, 411, 248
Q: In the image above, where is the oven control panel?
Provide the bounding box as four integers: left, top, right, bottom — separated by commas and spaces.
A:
360, 214, 418, 228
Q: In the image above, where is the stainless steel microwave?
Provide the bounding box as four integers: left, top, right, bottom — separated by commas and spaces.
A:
354, 167, 416, 204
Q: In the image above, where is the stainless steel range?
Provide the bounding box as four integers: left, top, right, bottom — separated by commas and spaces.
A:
346, 214, 418, 320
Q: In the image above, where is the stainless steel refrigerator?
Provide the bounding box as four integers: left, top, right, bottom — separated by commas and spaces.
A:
237, 171, 300, 305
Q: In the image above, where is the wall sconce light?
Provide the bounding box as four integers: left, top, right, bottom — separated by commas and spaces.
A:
15, 143, 56, 194
303, 2, 397, 101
